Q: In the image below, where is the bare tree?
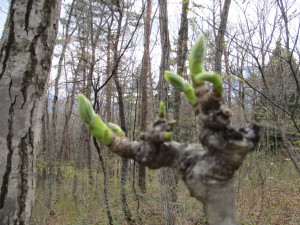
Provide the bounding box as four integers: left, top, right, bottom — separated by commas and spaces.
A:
232, 0, 300, 173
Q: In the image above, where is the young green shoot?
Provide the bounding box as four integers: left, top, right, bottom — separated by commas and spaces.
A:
78, 94, 114, 145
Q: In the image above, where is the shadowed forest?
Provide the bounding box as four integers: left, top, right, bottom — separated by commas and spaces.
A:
0, 0, 300, 224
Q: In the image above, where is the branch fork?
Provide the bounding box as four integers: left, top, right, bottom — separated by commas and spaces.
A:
77, 34, 260, 225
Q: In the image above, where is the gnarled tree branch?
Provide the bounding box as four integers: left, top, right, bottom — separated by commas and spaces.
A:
77, 35, 260, 225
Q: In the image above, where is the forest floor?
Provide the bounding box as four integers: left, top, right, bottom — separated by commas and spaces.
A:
31, 152, 300, 225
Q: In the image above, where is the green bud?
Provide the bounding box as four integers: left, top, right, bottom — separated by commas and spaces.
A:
159, 101, 166, 118
78, 94, 114, 145
193, 72, 223, 96
89, 115, 114, 145
163, 132, 173, 141
189, 34, 206, 77
164, 71, 186, 92
164, 71, 198, 106
78, 94, 95, 125
183, 83, 198, 105
108, 123, 125, 137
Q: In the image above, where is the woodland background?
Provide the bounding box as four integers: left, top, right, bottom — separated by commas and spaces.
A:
1, 0, 300, 224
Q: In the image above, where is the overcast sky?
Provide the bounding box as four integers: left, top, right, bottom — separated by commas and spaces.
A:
0, 1, 8, 36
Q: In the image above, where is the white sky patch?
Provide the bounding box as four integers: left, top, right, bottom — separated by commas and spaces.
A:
0, 0, 9, 37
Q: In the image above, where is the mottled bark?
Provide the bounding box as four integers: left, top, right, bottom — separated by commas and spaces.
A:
105, 84, 260, 225
0, 0, 61, 224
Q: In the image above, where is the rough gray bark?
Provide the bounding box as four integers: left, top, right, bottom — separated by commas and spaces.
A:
105, 84, 260, 225
0, 0, 61, 224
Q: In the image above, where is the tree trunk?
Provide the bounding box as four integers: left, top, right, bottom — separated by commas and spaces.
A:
57, 57, 79, 169
0, 0, 61, 223
214, 0, 231, 74
93, 138, 114, 225
157, 0, 169, 106
138, 0, 152, 194
106, 16, 114, 123
174, 0, 189, 141
157, 0, 180, 224
54, 0, 76, 182
110, 2, 135, 223
224, 48, 232, 108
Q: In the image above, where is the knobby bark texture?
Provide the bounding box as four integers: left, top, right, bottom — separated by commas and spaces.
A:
104, 84, 260, 225
0, 0, 61, 224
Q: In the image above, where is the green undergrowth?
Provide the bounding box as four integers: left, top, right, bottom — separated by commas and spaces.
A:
31, 152, 300, 225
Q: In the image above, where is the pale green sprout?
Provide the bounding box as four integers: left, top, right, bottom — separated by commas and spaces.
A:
164, 71, 186, 92
108, 123, 125, 137
159, 101, 166, 118
164, 71, 197, 105
78, 35, 225, 145
78, 94, 95, 126
164, 34, 224, 105
78, 94, 114, 145
188, 34, 223, 96
157, 101, 173, 140
183, 83, 197, 105
163, 132, 174, 141
189, 34, 206, 79
193, 72, 224, 96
